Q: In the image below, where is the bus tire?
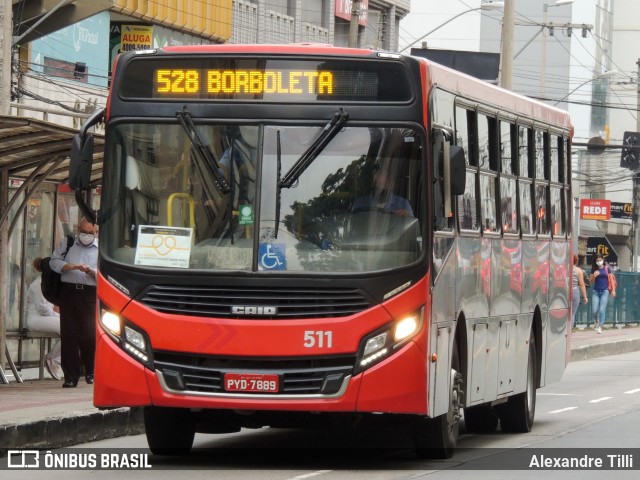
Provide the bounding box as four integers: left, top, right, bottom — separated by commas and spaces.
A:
413, 344, 462, 459
144, 406, 195, 455
463, 404, 498, 433
497, 332, 537, 433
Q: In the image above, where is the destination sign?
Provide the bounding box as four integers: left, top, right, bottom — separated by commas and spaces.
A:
155, 69, 335, 96
118, 57, 412, 102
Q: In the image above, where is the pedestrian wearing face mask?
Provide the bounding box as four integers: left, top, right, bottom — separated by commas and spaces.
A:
589, 255, 616, 334
49, 218, 98, 387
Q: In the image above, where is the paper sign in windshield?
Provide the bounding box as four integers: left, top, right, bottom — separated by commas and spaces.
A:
134, 226, 193, 268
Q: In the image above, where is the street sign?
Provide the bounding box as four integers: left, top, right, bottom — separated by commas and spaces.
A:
579, 198, 611, 220
620, 131, 640, 169
586, 236, 618, 267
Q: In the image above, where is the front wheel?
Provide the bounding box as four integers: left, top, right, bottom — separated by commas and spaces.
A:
497, 332, 537, 433
413, 344, 462, 459
144, 406, 195, 455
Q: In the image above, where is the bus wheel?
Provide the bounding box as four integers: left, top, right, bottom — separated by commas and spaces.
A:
497, 333, 537, 433
144, 406, 195, 455
413, 345, 462, 459
463, 404, 498, 433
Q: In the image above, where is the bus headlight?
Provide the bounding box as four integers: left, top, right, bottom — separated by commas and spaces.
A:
101, 311, 122, 337
99, 307, 153, 368
123, 325, 151, 365
355, 307, 424, 374
394, 315, 419, 342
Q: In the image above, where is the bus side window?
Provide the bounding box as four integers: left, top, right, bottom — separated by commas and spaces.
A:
477, 113, 497, 171
477, 113, 498, 233
455, 105, 480, 233
550, 134, 560, 183
535, 130, 545, 180
458, 172, 479, 232
518, 126, 530, 177
456, 106, 476, 166
500, 121, 514, 175
500, 177, 518, 234
550, 187, 564, 236
480, 173, 498, 232
520, 180, 534, 235
535, 184, 549, 235
432, 128, 455, 231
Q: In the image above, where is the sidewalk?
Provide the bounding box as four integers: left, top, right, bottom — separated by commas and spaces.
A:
2, 324, 640, 452
569, 323, 640, 361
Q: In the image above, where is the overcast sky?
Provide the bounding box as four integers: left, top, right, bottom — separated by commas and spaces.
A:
398, 0, 486, 53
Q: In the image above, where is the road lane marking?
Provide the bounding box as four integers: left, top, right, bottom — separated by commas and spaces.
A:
589, 397, 612, 403
290, 471, 333, 479
624, 388, 640, 394
548, 407, 578, 414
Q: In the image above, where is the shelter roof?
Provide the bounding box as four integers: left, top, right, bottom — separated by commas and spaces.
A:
0, 115, 104, 184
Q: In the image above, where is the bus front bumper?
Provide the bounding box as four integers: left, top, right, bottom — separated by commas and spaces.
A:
93, 330, 428, 415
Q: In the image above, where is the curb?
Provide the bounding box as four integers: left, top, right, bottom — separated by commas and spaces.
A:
570, 337, 640, 362
0, 407, 144, 454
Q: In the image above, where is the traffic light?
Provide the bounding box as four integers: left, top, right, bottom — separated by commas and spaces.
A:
620, 131, 640, 170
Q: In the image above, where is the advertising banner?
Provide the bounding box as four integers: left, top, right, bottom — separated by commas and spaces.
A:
610, 202, 633, 220
586, 237, 617, 267
580, 199, 611, 221
335, 0, 369, 26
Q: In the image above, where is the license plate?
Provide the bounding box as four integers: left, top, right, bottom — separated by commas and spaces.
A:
224, 373, 279, 393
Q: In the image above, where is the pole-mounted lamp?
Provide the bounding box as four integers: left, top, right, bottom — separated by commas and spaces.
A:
553, 70, 618, 106
398, 2, 504, 55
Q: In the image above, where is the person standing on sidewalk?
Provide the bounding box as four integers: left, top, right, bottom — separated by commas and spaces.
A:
590, 255, 616, 334
49, 218, 98, 387
25, 257, 62, 380
571, 254, 588, 328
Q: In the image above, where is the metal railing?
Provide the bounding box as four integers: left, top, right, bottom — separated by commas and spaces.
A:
575, 272, 640, 327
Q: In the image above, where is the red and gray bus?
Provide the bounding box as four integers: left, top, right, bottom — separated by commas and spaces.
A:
70, 44, 572, 458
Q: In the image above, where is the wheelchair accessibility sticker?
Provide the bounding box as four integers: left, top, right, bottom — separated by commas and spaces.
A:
259, 243, 286, 271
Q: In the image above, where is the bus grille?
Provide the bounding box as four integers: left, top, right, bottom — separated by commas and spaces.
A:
153, 352, 355, 396
138, 285, 371, 319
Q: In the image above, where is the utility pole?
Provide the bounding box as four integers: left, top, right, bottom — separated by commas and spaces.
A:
499, 0, 515, 89
0, 0, 12, 372
634, 58, 640, 272
1, 0, 11, 115
540, 4, 548, 97
348, 1, 361, 48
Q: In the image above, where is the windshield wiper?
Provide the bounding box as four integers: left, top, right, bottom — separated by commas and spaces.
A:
279, 108, 349, 188
275, 130, 282, 238
176, 108, 230, 194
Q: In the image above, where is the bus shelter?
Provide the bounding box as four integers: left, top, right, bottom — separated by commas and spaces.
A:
0, 114, 104, 382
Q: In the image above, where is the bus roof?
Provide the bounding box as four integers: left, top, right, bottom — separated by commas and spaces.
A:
160, 43, 373, 57
420, 57, 572, 131
118, 44, 571, 131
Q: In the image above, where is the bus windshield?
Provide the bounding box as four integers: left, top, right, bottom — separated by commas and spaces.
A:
101, 122, 424, 273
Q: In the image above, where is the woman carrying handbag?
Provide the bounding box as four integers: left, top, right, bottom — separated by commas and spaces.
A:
590, 255, 616, 334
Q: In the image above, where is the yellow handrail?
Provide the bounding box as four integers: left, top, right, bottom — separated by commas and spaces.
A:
167, 193, 195, 228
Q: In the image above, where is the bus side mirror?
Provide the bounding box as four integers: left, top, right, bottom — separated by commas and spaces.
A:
69, 133, 94, 190
68, 108, 104, 225
449, 145, 466, 196
69, 107, 104, 189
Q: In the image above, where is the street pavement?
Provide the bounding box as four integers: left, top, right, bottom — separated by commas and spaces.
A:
1, 323, 640, 453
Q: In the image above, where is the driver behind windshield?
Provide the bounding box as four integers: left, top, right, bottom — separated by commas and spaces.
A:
352, 161, 414, 217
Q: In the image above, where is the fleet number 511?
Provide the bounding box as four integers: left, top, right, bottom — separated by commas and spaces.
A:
303, 330, 333, 348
